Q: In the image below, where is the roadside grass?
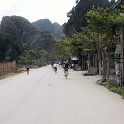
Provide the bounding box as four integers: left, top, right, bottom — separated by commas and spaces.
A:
106, 80, 124, 99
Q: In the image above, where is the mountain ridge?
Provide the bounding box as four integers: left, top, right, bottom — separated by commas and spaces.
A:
0, 16, 57, 61
32, 18, 65, 39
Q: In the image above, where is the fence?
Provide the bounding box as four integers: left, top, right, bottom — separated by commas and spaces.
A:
0, 60, 16, 76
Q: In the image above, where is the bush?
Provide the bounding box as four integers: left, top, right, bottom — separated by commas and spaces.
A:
106, 80, 124, 99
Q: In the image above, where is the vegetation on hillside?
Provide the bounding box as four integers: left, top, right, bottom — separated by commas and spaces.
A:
64, 0, 112, 37
32, 19, 65, 39
0, 16, 56, 66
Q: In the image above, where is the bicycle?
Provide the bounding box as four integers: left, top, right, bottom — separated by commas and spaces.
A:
64, 68, 69, 79
54, 67, 57, 73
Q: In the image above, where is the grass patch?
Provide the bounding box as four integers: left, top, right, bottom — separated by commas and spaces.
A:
106, 80, 124, 99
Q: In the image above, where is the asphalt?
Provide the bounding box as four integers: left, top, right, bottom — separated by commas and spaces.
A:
0, 65, 124, 124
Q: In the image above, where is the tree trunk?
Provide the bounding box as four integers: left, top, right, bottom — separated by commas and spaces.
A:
102, 48, 107, 82
98, 48, 102, 75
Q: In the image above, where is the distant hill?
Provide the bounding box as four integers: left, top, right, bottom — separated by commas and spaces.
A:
32, 19, 65, 39
31, 31, 56, 53
65, 0, 111, 36
0, 16, 56, 61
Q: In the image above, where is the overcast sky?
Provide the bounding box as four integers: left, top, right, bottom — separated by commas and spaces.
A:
0, 0, 76, 25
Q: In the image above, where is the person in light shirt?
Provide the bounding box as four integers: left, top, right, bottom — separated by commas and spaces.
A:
53, 62, 57, 73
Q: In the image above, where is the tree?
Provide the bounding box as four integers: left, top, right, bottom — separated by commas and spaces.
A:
86, 6, 124, 82
64, 0, 110, 37
54, 38, 72, 60
76, 0, 79, 4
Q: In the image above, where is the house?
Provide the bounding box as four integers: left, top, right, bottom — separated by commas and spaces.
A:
71, 56, 78, 69
112, 0, 124, 87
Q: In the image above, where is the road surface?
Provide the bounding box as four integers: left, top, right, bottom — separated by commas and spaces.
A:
0, 65, 124, 124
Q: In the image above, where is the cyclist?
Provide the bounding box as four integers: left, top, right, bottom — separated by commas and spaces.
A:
64, 61, 69, 75
53, 62, 57, 73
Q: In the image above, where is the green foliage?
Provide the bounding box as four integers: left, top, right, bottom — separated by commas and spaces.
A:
86, 6, 124, 81
65, 0, 110, 36
31, 31, 56, 54
106, 80, 124, 98
86, 6, 124, 44
52, 22, 65, 39
54, 27, 97, 62
17, 48, 49, 67
0, 16, 40, 62
32, 19, 65, 39
0, 16, 56, 62
54, 38, 72, 60
66, 28, 97, 57
76, 0, 79, 4
17, 55, 28, 65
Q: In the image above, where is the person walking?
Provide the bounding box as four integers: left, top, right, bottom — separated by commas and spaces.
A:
26, 65, 29, 75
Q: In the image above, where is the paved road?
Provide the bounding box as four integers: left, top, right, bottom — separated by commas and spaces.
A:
0, 65, 124, 124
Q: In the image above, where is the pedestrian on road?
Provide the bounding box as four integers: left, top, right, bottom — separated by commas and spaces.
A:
26, 65, 29, 75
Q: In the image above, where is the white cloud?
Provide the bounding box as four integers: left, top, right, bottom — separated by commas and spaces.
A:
0, 0, 76, 25
27, 0, 75, 24
0, 0, 20, 11
0, 0, 21, 18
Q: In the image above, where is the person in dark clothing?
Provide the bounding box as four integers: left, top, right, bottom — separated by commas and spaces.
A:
26, 65, 29, 75
64, 61, 70, 73
51, 61, 54, 69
